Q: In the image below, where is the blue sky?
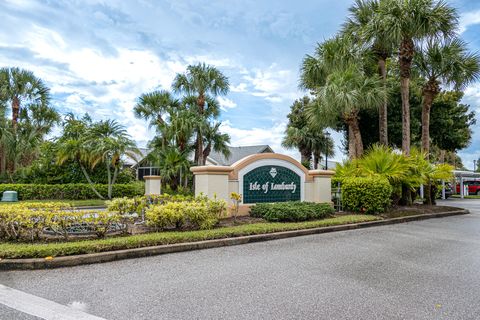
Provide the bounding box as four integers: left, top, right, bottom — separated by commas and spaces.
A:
0, 0, 479, 168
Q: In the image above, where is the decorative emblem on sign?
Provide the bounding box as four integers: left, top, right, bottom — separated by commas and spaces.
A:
269, 167, 277, 178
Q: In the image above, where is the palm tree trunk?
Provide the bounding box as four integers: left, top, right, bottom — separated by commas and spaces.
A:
12, 96, 20, 132
0, 144, 5, 176
106, 162, 112, 199
197, 133, 205, 165
347, 124, 356, 160
313, 151, 320, 169
300, 148, 311, 168
111, 166, 119, 198
351, 117, 364, 158
399, 38, 414, 156
378, 57, 388, 146
440, 150, 446, 164
421, 87, 438, 206
79, 163, 105, 199
421, 91, 435, 158
400, 76, 411, 155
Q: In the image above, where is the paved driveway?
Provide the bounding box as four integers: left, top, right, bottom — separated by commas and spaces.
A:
1, 200, 480, 320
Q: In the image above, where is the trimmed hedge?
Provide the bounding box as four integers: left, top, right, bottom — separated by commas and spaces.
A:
0, 183, 144, 200
250, 201, 335, 222
342, 177, 392, 214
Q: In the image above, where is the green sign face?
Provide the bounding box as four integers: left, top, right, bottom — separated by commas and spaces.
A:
243, 165, 301, 204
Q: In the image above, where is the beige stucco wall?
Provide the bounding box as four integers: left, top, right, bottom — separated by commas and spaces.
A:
144, 176, 161, 195
304, 181, 314, 202
194, 173, 230, 202
313, 176, 332, 203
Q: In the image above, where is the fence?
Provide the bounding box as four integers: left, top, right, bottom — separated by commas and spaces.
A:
332, 182, 343, 212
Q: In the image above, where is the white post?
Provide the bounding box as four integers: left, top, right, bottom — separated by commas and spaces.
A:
144, 176, 161, 195
460, 177, 464, 199
441, 180, 446, 200
419, 184, 424, 200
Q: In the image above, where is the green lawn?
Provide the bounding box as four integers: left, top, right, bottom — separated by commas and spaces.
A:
0, 215, 379, 259
0, 199, 106, 207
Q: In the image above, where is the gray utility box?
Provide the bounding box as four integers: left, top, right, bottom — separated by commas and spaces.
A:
2, 191, 18, 202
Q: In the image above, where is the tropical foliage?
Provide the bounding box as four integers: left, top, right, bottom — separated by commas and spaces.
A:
135, 63, 231, 191
335, 145, 453, 205
0, 67, 59, 181
283, 96, 334, 168
56, 114, 139, 199
297, 0, 477, 162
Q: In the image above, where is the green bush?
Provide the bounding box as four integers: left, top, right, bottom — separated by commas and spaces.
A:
0, 182, 144, 200
250, 202, 334, 222
0, 202, 121, 241
145, 196, 227, 230
342, 177, 392, 214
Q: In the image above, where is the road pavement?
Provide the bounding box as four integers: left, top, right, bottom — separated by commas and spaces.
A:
1, 199, 480, 320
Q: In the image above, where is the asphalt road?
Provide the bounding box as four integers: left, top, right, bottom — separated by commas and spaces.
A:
1, 199, 480, 320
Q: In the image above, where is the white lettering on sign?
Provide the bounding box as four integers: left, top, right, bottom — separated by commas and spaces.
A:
249, 181, 297, 194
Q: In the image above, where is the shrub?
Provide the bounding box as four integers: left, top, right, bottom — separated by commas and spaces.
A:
250, 202, 334, 222
145, 197, 227, 230
0, 183, 144, 200
0, 202, 121, 241
342, 177, 392, 214
145, 202, 186, 230
106, 194, 195, 215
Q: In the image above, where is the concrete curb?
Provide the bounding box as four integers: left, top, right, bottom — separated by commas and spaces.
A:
0, 209, 469, 271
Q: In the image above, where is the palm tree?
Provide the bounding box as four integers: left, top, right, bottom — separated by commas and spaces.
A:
150, 146, 191, 191
343, 0, 394, 145
88, 120, 139, 199
134, 90, 180, 128
282, 97, 322, 167
414, 38, 480, 157
202, 122, 231, 162
56, 114, 105, 199
172, 63, 229, 165
282, 126, 313, 166
282, 126, 334, 169
0, 68, 56, 177
0, 67, 50, 132
301, 36, 385, 159
307, 63, 386, 159
374, 0, 458, 155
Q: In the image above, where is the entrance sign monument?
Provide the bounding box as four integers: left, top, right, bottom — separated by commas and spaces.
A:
191, 153, 334, 216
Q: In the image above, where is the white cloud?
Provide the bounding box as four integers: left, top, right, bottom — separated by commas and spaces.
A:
459, 10, 480, 33
242, 63, 300, 104
217, 96, 237, 111
219, 121, 347, 163
230, 83, 248, 92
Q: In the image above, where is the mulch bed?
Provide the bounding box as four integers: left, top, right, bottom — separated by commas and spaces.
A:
380, 205, 461, 219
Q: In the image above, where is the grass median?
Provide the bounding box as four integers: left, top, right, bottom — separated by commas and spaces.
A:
0, 214, 379, 259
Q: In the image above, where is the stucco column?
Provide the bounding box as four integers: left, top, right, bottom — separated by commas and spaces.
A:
144, 176, 161, 195
190, 166, 233, 202
308, 170, 335, 203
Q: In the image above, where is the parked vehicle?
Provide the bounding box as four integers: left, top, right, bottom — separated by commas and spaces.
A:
455, 180, 480, 195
